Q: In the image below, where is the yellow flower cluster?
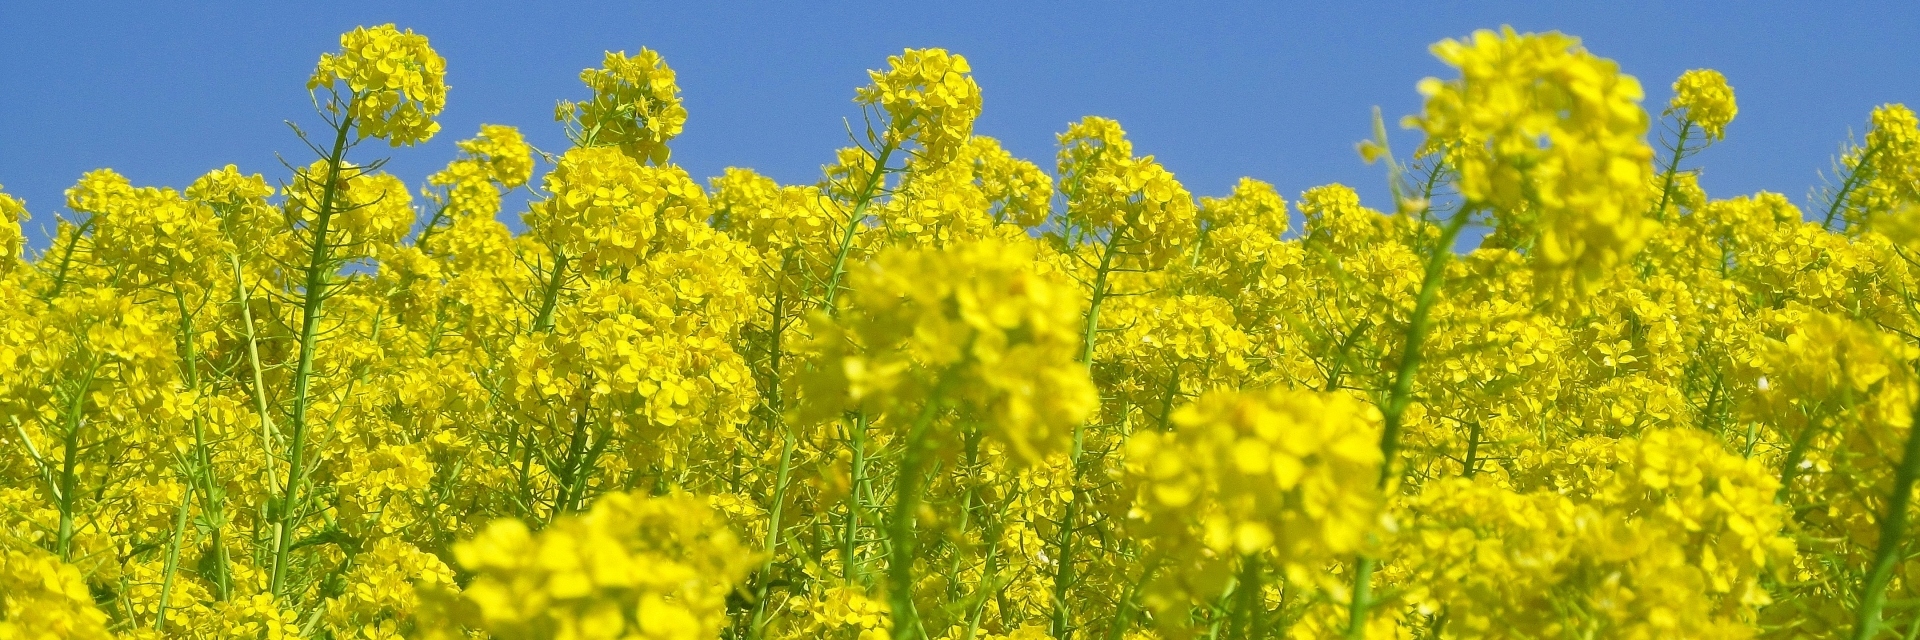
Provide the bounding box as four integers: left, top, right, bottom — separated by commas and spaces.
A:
803, 237, 1095, 463
420, 493, 756, 640
561, 50, 687, 165
1124, 389, 1383, 598
16, 22, 1920, 640
286, 159, 415, 253
1057, 117, 1198, 267
526, 146, 703, 269
1845, 104, 1920, 225
429, 124, 536, 219
0, 186, 25, 274
1415, 27, 1656, 299
857, 49, 984, 163
1670, 69, 1738, 141
0, 542, 111, 640
1403, 429, 1790, 639
309, 24, 448, 146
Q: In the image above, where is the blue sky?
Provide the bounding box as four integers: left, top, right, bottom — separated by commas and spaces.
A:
3, 2, 1916, 248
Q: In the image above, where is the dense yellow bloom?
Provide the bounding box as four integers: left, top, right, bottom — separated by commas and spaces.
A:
0, 185, 25, 273
527, 146, 706, 269
309, 24, 448, 146
1415, 27, 1656, 299
857, 48, 983, 163
15, 22, 1920, 640
1126, 389, 1383, 583
419, 492, 756, 640
969, 136, 1054, 227
561, 49, 686, 165
1402, 429, 1790, 639
1846, 104, 1920, 224
803, 237, 1095, 463
430, 124, 536, 219
1669, 69, 1738, 141
0, 543, 111, 640
285, 159, 415, 250
64, 169, 226, 286
1199, 177, 1286, 235
1057, 116, 1198, 267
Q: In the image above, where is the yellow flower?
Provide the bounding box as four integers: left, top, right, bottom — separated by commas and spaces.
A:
419, 492, 757, 640
856, 48, 983, 163
1126, 388, 1383, 587
0, 542, 112, 640
1414, 26, 1656, 300
309, 24, 448, 146
561, 49, 686, 165
429, 124, 536, 219
1668, 69, 1737, 141
1056, 116, 1199, 267
0, 185, 29, 274
802, 237, 1095, 464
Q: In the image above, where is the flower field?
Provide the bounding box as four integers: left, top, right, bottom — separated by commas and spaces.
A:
6, 23, 1920, 639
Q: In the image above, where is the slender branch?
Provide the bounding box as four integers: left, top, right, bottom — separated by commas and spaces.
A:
1344, 210, 1471, 639
270, 100, 356, 599
1851, 393, 1920, 640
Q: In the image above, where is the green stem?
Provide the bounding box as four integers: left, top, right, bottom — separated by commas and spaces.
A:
41, 214, 97, 302
154, 482, 194, 631
845, 412, 868, 585
1052, 230, 1125, 640
1851, 394, 1920, 640
1778, 413, 1823, 506
534, 253, 569, 333
232, 254, 280, 482
1343, 211, 1469, 639
749, 431, 795, 639
173, 290, 232, 598
823, 142, 897, 311
1650, 119, 1694, 223
1229, 555, 1265, 640
54, 358, 99, 561
270, 108, 355, 599
1826, 143, 1882, 230
1461, 420, 1482, 479
889, 386, 947, 640
1103, 555, 1160, 640
550, 396, 594, 519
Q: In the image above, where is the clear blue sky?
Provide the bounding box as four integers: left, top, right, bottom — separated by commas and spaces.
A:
4, 1, 1916, 248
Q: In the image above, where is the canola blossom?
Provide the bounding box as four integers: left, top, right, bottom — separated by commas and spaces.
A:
9, 23, 1920, 640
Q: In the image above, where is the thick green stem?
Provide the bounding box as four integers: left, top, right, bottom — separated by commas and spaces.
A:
1778, 413, 1823, 506
823, 142, 896, 311
54, 359, 99, 561
1229, 555, 1265, 640
270, 110, 355, 599
1344, 212, 1469, 639
174, 291, 232, 598
1103, 555, 1161, 640
889, 389, 947, 640
1650, 119, 1694, 222
749, 430, 795, 639
155, 483, 194, 631
1461, 421, 1482, 479
1825, 143, 1882, 230
232, 253, 283, 583
550, 397, 594, 519
1052, 233, 1124, 640
845, 412, 869, 585
41, 214, 97, 302
1851, 395, 1920, 640
534, 253, 569, 333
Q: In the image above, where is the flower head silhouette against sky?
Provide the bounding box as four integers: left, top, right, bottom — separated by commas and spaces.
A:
2, 1, 1915, 247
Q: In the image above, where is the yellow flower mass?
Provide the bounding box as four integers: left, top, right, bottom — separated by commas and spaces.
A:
8, 22, 1920, 640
